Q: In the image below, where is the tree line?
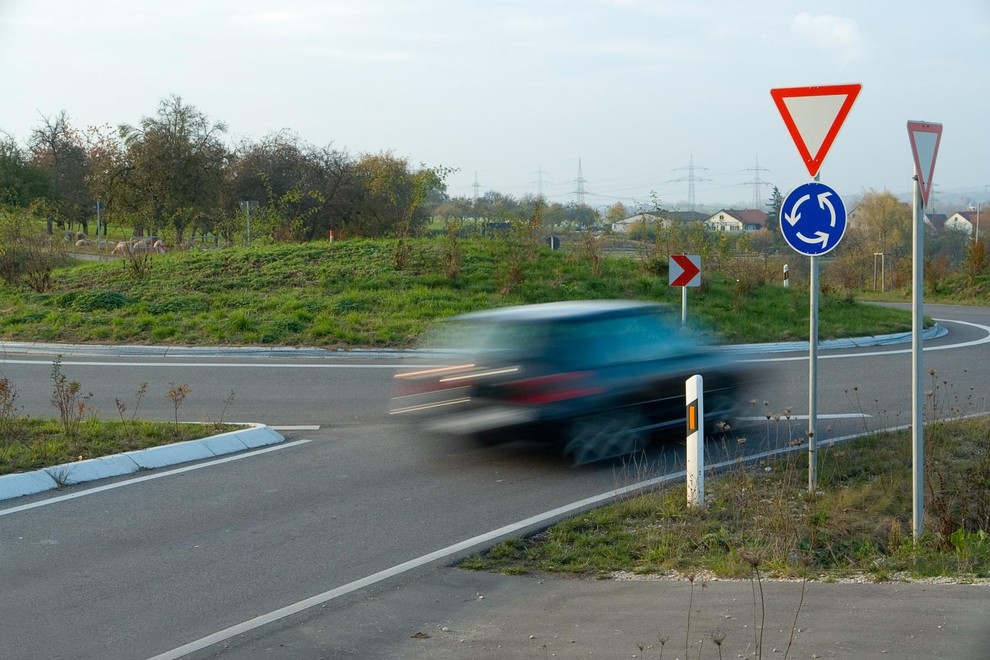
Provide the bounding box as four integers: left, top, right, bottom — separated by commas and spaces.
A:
0, 94, 615, 247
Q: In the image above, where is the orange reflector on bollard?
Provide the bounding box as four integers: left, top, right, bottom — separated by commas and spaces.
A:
686, 400, 698, 433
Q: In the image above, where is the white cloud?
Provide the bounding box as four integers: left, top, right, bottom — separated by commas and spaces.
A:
791, 12, 864, 63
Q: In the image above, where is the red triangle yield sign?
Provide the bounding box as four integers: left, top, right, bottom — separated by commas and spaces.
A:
907, 120, 943, 207
771, 84, 861, 178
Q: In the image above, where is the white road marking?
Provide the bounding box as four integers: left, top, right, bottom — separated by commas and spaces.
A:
2, 319, 987, 369
147, 423, 898, 660
738, 413, 871, 421
0, 440, 311, 517
0, 359, 415, 368
750, 318, 990, 363
269, 425, 321, 431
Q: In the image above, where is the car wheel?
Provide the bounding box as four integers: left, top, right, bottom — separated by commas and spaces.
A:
561, 408, 649, 467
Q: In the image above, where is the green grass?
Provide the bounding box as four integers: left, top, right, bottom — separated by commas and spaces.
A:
0, 238, 923, 347
460, 417, 990, 581
0, 419, 241, 476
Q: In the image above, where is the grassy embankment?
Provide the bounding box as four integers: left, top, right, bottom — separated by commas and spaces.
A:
1, 238, 918, 347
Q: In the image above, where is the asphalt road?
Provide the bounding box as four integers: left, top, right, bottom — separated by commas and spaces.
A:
0, 303, 987, 659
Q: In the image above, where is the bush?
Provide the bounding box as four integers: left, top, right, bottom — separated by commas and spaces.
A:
69, 290, 130, 311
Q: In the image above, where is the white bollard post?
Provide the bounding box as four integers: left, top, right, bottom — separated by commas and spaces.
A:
686, 375, 704, 508
783, 263, 790, 288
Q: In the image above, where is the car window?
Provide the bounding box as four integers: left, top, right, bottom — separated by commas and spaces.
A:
424, 318, 552, 359
423, 307, 696, 368
548, 311, 690, 368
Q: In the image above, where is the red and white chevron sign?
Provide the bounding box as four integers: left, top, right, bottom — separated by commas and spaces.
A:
669, 254, 701, 287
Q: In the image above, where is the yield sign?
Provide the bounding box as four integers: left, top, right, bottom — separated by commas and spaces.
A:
669, 254, 701, 287
907, 120, 943, 207
771, 84, 861, 178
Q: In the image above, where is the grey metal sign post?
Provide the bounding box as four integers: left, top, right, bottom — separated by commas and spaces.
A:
907, 120, 943, 540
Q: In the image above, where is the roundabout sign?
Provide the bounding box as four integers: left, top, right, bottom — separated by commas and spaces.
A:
780, 181, 847, 256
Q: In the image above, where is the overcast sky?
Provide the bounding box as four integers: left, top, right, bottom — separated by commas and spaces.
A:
1, 0, 987, 212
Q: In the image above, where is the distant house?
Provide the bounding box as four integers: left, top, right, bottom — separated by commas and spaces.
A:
611, 210, 708, 234
925, 213, 948, 230
705, 209, 768, 232
945, 211, 983, 236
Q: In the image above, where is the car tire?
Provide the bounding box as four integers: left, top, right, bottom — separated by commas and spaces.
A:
561, 408, 650, 467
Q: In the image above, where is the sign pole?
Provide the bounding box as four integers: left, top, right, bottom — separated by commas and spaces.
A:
906, 119, 943, 541
681, 286, 688, 325
808, 254, 818, 492
911, 174, 924, 540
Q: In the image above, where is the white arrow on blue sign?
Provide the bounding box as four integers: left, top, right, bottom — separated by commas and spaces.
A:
779, 182, 847, 256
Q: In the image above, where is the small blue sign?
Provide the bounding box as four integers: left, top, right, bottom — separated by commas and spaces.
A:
779, 182, 847, 256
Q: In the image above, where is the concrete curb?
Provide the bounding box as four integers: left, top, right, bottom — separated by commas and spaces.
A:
0, 323, 946, 361
720, 322, 948, 354
0, 423, 284, 502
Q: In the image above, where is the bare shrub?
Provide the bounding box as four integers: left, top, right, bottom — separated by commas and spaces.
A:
49, 356, 91, 438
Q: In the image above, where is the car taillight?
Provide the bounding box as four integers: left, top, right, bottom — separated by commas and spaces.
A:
393, 364, 477, 396
505, 371, 604, 404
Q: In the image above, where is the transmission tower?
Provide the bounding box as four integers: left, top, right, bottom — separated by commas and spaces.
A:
742, 156, 771, 209
575, 158, 587, 206
670, 156, 711, 212
472, 172, 480, 206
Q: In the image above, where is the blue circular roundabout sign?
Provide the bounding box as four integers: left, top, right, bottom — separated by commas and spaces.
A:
779, 182, 847, 256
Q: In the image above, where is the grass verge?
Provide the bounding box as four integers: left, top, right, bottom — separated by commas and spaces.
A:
0, 238, 920, 347
460, 417, 990, 582
0, 419, 241, 476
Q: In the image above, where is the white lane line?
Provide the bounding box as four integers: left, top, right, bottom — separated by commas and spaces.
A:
148, 423, 894, 660
748, 318, 990, 363
0, 359, 415, 368
738, 413, 871, 421
270, 425, 321, 431
0, 440, 311, 517
3, 320, 988, 370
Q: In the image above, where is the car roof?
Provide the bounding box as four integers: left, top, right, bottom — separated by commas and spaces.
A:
452, 300, 664, 323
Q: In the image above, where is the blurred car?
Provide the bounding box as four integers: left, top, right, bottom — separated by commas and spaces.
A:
390, 300, 747, 466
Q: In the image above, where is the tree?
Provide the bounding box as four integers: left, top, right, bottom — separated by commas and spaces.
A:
852, 190, 912, 259
0, 132, 49, 207
350, 153, 448, 237
565, 203, 599, 230
83, 125, 130, 240
29, 111, 89, 232
228, 133, 364, 242
0, 206, 64, 291
119, 95, 229, 244
766, 186, 783, 234
605, 202, 629, 227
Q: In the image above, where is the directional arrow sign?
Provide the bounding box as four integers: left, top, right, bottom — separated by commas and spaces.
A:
771, 84, 861, 178
907, 120, 943, 207
780, 182, 847, 256
670, 254, 701, 287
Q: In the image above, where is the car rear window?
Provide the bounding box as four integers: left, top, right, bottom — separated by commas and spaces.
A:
426, 308, 693, 369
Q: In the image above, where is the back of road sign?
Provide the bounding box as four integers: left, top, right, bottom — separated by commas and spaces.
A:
771, 84, 861, 178
907, 121, 943, 207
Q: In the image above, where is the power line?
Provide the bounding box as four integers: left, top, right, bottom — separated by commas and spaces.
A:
741, 156, 771, 209
575, 158, 587, 206
669, 156, 712, 212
